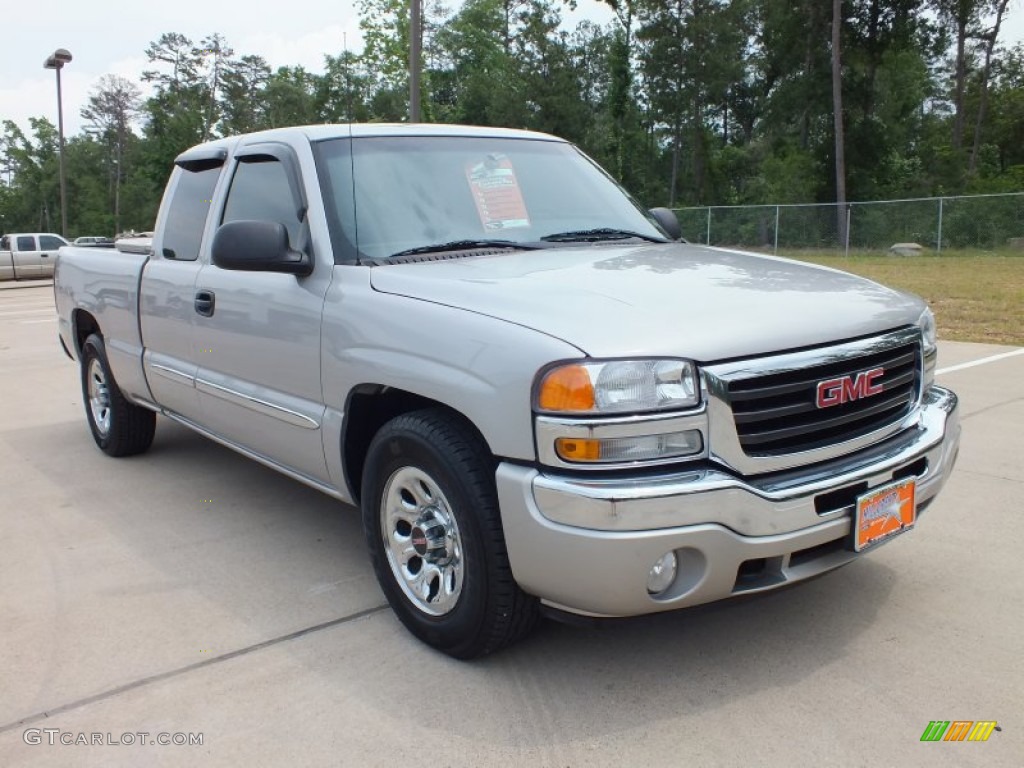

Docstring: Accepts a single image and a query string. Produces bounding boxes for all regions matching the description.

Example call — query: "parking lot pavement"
[0,279,54,293]
[1,284,1021,767]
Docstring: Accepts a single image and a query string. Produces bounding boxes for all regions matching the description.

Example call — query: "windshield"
[314,136,664,262]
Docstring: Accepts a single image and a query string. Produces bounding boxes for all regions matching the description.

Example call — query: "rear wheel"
[80,334,156,457]
[361,408,538,658]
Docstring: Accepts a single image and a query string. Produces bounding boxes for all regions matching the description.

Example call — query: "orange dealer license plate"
[852,477,917,552]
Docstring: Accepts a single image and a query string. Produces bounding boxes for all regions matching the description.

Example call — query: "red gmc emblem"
[816,367,885,408]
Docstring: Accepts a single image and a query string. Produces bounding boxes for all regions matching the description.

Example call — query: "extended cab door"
[0,236,13,280]
[37,234,67,277]
[13,235,40,278]
[192,142,331,483]
[140,149,226,419]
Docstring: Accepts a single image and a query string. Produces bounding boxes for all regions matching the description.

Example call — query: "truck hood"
[368,243,925,361]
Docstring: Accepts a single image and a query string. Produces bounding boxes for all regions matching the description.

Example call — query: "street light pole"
[409,0,421,122]
[44,48,72,239]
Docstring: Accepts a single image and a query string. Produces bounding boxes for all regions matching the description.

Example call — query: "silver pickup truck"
[55,124,961,658]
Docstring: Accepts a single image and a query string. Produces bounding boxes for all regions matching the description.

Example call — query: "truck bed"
[55,246,151,400]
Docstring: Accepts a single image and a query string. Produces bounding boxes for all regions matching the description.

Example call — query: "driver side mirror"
[211,220,312,276]
[650,207,682,241]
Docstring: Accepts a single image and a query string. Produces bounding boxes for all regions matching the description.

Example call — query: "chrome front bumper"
[497,386,960,618]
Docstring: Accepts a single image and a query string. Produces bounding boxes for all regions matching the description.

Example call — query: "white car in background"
[114,232,154,255]
[0,232,68,280]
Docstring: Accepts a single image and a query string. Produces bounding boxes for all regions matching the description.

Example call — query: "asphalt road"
[1,283,1021,767]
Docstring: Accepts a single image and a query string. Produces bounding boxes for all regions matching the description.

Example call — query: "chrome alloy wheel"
[380,466,464,616]
[87,357,112,437]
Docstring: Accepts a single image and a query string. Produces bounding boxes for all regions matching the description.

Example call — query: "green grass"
[771,249,1024,346]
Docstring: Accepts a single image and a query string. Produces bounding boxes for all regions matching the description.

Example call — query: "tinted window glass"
[39,235,66,250]
[221,158,301,246]
[0,236,9,250]
[16,236,36,251]
[161,164,222,261]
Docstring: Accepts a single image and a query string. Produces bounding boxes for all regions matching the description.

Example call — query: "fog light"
[647,551,678,595]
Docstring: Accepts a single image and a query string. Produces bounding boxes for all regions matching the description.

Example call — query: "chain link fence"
[674,192,1024,254]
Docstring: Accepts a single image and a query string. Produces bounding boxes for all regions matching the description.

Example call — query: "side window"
[0,236,9,250]
[221,158,301,247]
[39,235,65,250]
[312,139,357,263]
[17,236,36,251]
[161,163,223,261]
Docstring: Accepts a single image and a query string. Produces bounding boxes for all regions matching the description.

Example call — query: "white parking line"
[0,309,55,317]
[937,348,1024,375]
[19,318,57,324]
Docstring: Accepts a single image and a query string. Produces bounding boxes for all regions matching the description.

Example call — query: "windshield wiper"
[540,228,666,244]
[389,239,541,259]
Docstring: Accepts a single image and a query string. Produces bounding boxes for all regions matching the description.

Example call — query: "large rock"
[889,242,925,256]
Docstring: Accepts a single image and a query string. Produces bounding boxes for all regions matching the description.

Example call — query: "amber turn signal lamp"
[538,365,595,412]
[554,437,602,462]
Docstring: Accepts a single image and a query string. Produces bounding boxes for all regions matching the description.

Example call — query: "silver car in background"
[1,232,68,280]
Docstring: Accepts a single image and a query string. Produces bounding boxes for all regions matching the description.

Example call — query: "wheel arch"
[341,385,494,505]
[72,309,101,357]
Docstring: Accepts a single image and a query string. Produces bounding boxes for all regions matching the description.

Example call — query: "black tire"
[361,408,539,659]
[80,333,156,457]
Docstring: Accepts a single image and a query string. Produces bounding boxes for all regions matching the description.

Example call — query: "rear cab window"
[159,159,224,262]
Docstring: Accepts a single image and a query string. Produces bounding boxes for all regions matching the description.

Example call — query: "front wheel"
[80,334,156,457]
[361,409,538,658]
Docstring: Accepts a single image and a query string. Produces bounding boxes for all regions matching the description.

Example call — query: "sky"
[0,0,616,137]
[1,0,1023,138]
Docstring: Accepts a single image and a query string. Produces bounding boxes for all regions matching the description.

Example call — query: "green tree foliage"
[263,67,321,127]
[219,55,272,135]
[81,74,143,234]
[139,33,209,190]
[434,0,524,125]
[987,44,1024,175]
[1,120,58,233]
[3,0,1024,237]
[638,0,749,204]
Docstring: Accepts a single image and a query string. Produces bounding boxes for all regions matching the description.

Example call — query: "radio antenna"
[343,31,354,124]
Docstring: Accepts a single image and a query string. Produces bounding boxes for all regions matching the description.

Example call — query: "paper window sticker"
[465,154,531,231]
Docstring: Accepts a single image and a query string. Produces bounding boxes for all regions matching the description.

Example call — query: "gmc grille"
[728,341,920,456]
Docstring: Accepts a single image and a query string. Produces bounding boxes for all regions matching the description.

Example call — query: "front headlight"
[919,307,937,352]
[536,359,700,415]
